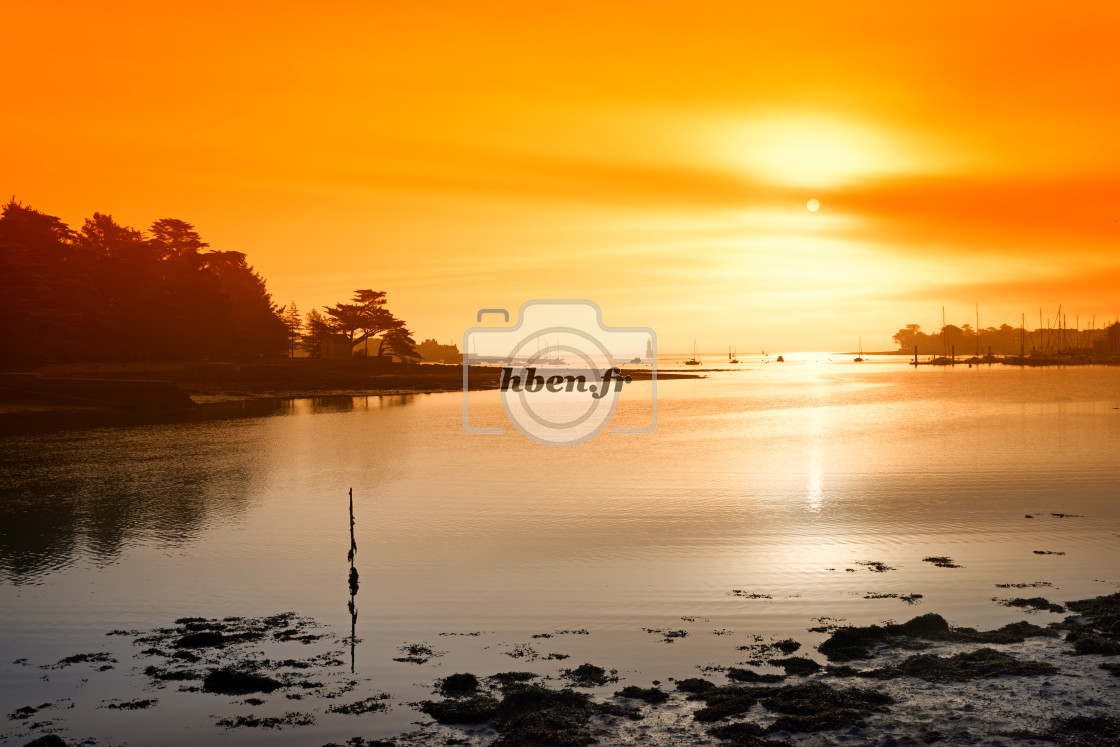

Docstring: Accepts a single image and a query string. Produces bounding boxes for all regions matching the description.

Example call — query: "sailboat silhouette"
[685,340,701,365]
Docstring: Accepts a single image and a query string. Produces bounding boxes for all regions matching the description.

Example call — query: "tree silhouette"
[281,301,303,357]
[324,289,413,359]
[0,198,288,364]
[301,309,330,358]
[379,324,419,361]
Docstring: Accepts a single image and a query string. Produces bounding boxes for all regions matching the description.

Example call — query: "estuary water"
[2,357,1119,744]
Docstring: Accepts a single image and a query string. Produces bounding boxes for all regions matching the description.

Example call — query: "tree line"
[893,321,1120,355]
[0,198,428,365]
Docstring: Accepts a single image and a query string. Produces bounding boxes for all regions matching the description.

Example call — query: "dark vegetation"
[0,200,287,363]
[0,198,423,367]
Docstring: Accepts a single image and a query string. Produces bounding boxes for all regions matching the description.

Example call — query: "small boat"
[854,336,864,362]
[728,346,739,364]
[685,340,701,365]
[776,355,785,362]
[628,356,642,364]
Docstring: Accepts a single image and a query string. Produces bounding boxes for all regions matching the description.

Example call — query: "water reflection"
[0,395,418,584]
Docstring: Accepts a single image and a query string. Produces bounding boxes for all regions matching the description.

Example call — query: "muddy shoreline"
[5,589,1117,746]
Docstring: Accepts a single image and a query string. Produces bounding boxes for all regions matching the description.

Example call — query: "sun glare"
[714,115,916,188]
[807,198,820,212]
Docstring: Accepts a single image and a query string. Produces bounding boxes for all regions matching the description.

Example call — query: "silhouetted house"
[320,334,405,362]
[355,336,410,363]
[322,334,355,360]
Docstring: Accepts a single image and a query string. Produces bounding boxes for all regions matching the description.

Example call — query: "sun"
[806,198,820,212]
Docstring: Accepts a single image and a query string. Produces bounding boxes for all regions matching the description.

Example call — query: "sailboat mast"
[975,303,980,357]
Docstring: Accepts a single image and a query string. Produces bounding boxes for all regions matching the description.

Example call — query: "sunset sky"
[5,2,1119,352]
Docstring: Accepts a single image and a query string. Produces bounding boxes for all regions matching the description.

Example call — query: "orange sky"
[5,1,1119,351]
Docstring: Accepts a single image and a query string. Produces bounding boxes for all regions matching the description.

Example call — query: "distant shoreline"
[0,360,704,416]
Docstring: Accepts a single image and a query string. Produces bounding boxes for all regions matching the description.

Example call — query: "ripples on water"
[1,360,1118,743]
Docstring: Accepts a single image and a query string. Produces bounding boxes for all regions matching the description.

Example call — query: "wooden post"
[347,487,359,673]
[913,345,918,364]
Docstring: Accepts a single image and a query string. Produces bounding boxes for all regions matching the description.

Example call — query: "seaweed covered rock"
[726,668,785,683]
[818,613,1056,661]
[422,681,639,745]
[1003,713,1120,746]
[438,672,481,697]
[770,657,821,676]
[22,736,68,747]
[708,721,792,746]
[685,679,893,729]
[560,663,618,687]
[892,648,1057,682]
[999,597,1066,613]
[615,685,669,704]
[770,707,863,733]
[202,666,284,695]
[419,694,500,724]
[1060,592,1120,656]
[693,687,759,722]
[675,677,717,694]
[756,681,893,716]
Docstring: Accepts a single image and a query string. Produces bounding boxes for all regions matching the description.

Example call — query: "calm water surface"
[2,357,1119,743]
